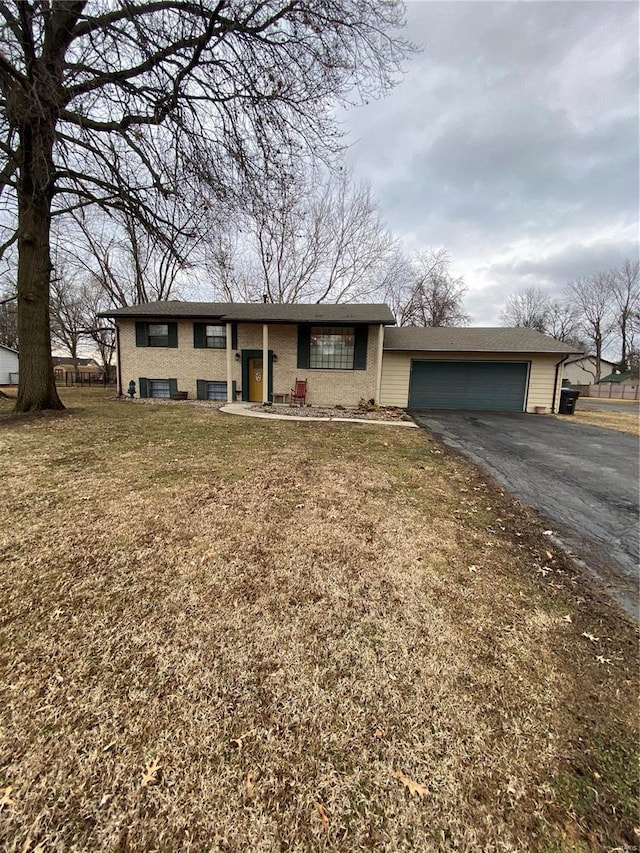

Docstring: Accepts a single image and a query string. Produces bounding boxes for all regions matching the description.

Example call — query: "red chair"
[290,379,307,406]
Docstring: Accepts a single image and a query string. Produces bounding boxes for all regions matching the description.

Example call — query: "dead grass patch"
[0,389,637,852]
[560,408,640,436]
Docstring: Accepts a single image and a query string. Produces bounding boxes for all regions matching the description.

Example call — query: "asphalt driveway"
[412,410,639,617]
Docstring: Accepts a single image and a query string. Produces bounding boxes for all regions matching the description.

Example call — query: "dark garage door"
[409,360,529,411]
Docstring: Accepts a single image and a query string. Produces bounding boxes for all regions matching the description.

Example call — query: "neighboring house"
[379,327,580,413]
[52,356,102,382]
[100,302,394,407]
[99,302,579,412]
[598,371,637,385]
[563,355,616,385]
[0,343,18,384]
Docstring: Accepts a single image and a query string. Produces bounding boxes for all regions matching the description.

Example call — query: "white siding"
[0,346,18,384]
[563,358,615,385]
[380,351,565,413]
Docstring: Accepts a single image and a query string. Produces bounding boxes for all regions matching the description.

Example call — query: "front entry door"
[248,358,264,402]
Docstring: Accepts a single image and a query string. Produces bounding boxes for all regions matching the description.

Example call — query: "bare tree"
[207,167,398,304]
[0,291,18,349]
[50,251,95,372]
[546,300,585,348]
[0,1,411,411]
[565,273,615,382]
[69,195,206,308]
[500,287,550,332]
[626,344,640,379]
[388,249,469,327]
[81,280,115,382]
[611,259,639,369]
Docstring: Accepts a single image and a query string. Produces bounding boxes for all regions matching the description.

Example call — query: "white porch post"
[375,323,385,405]
[226,321,233,402]
[262,323,269,403]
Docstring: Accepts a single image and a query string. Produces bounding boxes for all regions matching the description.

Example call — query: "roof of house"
[51,356,99,367]
[383,326,581,354]
[98,301,396,325]
[598,371,634,383]
[565,354,615,367]
[0,343,18,354]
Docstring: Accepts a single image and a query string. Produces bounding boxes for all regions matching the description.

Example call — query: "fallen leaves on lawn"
[231,728,257,749]
[392,770,428,799]
[20,839,44,853]
[140,758,161,789]
[245,773,255,799]
[314,802,329,829]
[0,787,15,809]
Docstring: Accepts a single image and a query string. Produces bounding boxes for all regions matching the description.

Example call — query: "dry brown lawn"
[566,407,640,437]
[0,389,637,852]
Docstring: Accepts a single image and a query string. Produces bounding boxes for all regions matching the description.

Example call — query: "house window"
[147,323,170,347]
[206,381,227,400]
[205,324,226,348]
[136,321,178,348]
[309,326,355,369]
[148,379,171,398]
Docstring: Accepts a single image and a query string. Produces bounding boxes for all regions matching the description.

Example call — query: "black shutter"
[354,326,368,370]
[167,323,178,348]
[135,322,147,347]
[139,377,148,398]
[193,323,206,348]
[196,379,206,400]
[297,325,310,369]
[169,378,178,396]
[231,323,238,350]
[231,380,237,401]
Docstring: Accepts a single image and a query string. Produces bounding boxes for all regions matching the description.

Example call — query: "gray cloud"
[343,1,639,323]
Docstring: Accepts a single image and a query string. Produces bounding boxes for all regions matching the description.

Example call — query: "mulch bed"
[251,403,413,421]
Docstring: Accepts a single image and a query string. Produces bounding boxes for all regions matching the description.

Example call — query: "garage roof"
[99,301,395,325]
[383,326,580,354]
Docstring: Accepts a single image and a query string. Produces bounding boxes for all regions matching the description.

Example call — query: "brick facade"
[117,319,381,406]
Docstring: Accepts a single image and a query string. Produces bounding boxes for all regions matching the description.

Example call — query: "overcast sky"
[340,0,639,325]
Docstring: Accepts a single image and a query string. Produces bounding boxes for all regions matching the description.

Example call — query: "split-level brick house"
[102,302,393,406]
[100,301,579,412]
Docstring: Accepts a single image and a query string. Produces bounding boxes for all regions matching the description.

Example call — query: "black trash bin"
[558,387,580,415]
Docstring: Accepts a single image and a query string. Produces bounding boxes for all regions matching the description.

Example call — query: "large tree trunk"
[14,120,63,412]
[594,329,603,384]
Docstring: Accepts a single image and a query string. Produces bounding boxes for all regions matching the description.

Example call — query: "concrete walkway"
[220,402,418,427]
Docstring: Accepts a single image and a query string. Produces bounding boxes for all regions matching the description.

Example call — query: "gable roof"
[0,343,18,354]
[599,371,634,383]
[565,354,615,367]
[98,301,396,325]
[51,356,99,367]
[383,326,581,354]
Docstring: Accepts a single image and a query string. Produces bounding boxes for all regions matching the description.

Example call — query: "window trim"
[147,323,170,347]
[139,377,177,398]
[205,324,226,349]
[205,380,227,400]
[135,321,178,348]
[309,325,356,370]
[297,324,368,371]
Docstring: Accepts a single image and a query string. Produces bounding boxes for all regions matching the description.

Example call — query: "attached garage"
[380,327,580,413]
[409,360,528,411]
